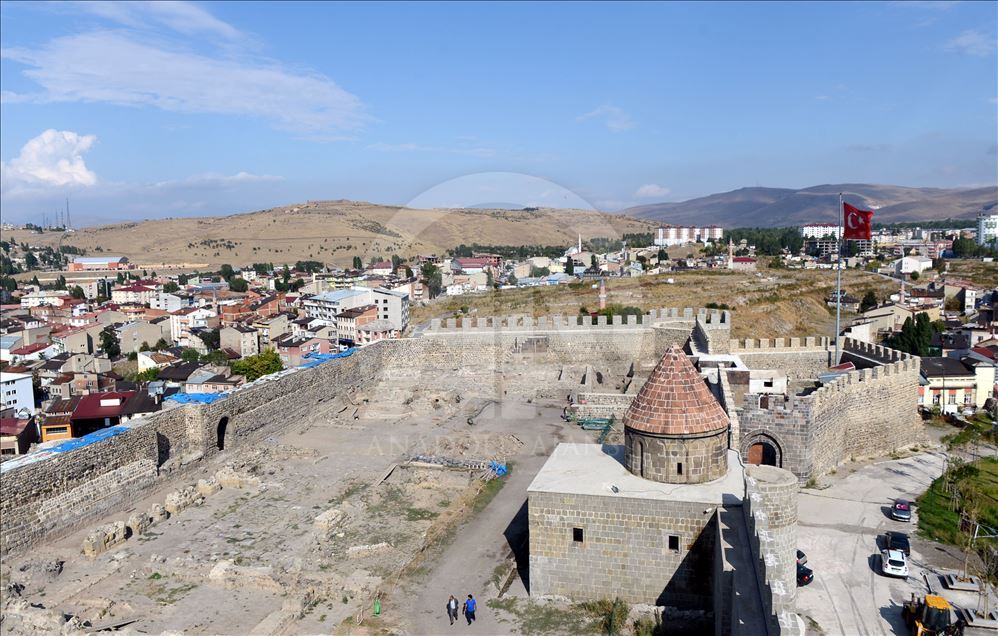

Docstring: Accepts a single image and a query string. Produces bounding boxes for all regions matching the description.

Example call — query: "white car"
[881,549,909,578]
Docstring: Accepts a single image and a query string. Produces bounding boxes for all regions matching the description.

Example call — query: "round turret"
[623,344,729,483]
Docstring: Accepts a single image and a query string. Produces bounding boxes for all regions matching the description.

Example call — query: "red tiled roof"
[113,285,157,293]
[732,257,757,263]
[0,417,31,437]
[71,391,136,420]
[10,342,49,355]
[622,344,729,436]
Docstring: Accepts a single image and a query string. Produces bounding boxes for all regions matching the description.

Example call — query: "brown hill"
[12,201,654,269]
[624,184,997,227]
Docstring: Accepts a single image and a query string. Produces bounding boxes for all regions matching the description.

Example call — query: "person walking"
[447,595,459,625]
[463,594,477,625]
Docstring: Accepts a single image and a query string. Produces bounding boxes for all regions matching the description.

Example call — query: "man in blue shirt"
[463,594,477,625]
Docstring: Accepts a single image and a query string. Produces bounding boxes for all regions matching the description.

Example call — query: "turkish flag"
[843,202,873,240]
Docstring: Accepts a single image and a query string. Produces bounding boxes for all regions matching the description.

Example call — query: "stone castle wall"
[743,465,801,635]
[1,308,721,555]
[528,490,717,609]
[730,337,836,381]
[737,338,922,482]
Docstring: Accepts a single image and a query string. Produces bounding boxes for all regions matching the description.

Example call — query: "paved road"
[795,452,947,636]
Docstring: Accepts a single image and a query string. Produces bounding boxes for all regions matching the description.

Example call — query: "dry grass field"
[5,201,654,270]
[412,266,900,339]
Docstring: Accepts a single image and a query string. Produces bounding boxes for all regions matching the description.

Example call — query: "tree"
[69,285,86,300]
[229,277,249,292]
[54,275,67,290]
[530,266,551,277]
[134,368,160,382]
[163,281,180,294]
[420,262,442,299]
[24,252,38,269]
[590,254,597,268]
[404,266,414,279]
[153,338,170,351]
[219,264,235,281]
[910,270,920,281]
[891,312,938,357]
[201,349,230,365]
[352,255,363,269]
[391,254,402,273]
[657,249,669,262]
[859,291,878,313]
[181,348,201,362]
[197,327,220,350]
[99,326,121,358]
[565,259,574,275]
[231,349,283,381]
[139,341,151,352]
[944,296,962,312]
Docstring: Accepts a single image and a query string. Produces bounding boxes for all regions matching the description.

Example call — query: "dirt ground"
[0,361,614,635]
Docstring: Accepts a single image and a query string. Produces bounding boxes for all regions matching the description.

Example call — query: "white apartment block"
[799,223,842,240]
[0,371,35,415]
[977,212,998,248]
[653,226,723,247]
[303,287,410,331]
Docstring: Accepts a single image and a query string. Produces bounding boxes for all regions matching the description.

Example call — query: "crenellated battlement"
[424,307,718,332]
[729,336,834,351]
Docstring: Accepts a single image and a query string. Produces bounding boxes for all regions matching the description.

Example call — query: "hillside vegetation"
[413,267,899,340]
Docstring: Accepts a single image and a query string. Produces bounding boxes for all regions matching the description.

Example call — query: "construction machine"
[902,594,963,636]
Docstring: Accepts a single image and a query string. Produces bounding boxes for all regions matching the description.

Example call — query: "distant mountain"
[623,184,998,228]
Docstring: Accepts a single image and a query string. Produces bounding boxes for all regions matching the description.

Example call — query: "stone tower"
[623,344,729,483]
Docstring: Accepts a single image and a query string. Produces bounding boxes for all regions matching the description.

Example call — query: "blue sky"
[1,1,995,225]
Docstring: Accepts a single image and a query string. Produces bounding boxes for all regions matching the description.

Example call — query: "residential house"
[893,256,933,276]
[372,287,410,331]
[220,324,259,358]
[252,313,290,351]
[335,304,378,344]
[357,319,401,345]
[184,367,245,394]
[39,396,80,442]
[367,260,394,276]
[19,290,71,308]
[70,391,136,437]
[111,284,159,305]
[275,334,333,367]
[302,288,374,326]
[158,361,205,389]
[919,357,997,413]
[150,292,192,312]
[8,342,57,364]
[0,413,37,457]
[117,321,168,353]
[169,306,217,347]
[137,351,180,372]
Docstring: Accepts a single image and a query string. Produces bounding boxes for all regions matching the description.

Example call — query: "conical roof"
[623,344,729,436]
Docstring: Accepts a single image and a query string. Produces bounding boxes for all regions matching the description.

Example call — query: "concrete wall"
[528,490,717,608]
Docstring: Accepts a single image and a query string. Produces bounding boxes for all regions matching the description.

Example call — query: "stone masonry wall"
[730,337,836,381]
[743,465,801,635]
[1,308,718,555]
[528,490,717,608]
[737,338,922,482]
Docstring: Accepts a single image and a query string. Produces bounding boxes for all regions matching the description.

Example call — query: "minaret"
[598,278,607,310]
[727,238,734,270]
[578,234,582,254]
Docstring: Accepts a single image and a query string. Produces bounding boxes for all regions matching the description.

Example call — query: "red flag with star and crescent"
[843,202,873,240]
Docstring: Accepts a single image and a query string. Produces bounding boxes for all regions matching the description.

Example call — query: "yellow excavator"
[902,594,963,636]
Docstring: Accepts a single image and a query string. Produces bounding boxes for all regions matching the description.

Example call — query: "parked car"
[892,499,912,522]
[881,549,909,578]
[884,531,910,556]
[797,563,814,586]
[796,549,807,566]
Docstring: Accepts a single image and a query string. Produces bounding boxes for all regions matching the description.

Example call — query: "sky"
[1,1,996,226]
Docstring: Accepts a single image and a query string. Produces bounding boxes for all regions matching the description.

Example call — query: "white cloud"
[77,1,242,40]
[1,129,98,193]
[634,184,670,198]
[944,30,997,56]
[2,31,368,134]
[149,171,283,189]
[576,105,635,133]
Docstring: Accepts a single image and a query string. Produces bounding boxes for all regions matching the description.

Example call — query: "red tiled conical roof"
[623,344,729,436]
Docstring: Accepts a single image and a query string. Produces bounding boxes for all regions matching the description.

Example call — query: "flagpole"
[834,192,843,364]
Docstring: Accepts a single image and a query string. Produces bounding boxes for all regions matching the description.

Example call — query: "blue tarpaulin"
[165,392,228,405]
[488,461,508,477]
[50,425,129,453]
[301,348,356,366]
